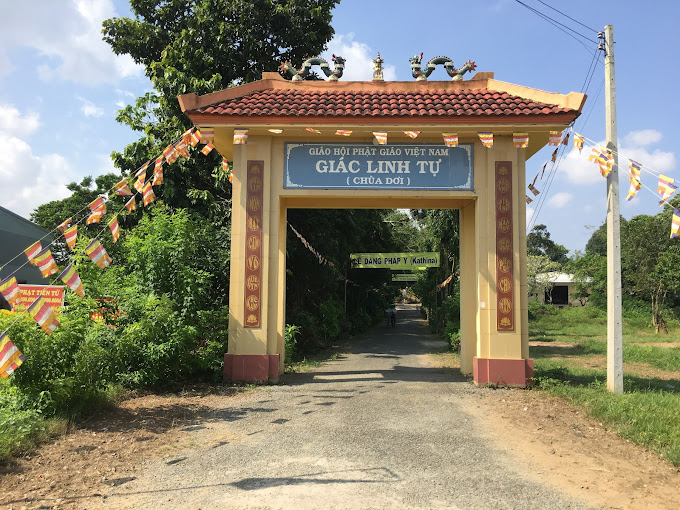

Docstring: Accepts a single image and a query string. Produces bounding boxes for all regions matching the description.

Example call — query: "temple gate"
[179,63,584,387]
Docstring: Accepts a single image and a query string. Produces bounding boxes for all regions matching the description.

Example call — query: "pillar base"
[473,357,534,388]
[223,354,280,383]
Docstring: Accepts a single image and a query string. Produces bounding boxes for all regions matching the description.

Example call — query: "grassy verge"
[284,351,341,374]
[529,304,680,466]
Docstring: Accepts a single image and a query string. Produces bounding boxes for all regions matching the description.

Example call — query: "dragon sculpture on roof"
[278,55,346,81]
[409,53,477,81]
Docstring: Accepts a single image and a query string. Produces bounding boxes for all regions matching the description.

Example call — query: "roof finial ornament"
[372,52,384,82]
[278,55,345,81]
[409,53,477,81]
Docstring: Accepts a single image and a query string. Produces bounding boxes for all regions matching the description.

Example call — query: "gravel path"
[108,304,593,509]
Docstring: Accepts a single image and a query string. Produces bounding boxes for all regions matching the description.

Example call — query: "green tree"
[527,224,569,264]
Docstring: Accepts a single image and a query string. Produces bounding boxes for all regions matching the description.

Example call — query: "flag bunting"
[64,225,78,250]
[658,174,677,205]
[59,264,85,298]
[335,130,352,136]
[142,181,156,206]
[57,218,72,232]
[24,241,42,265]
[234,129,249,144]
[85,239,111,269]
[125,196,136,212]
[549,131,562,146]
[478,132,493,148]
[34,248,59,278]
[672,209,680,239]
[442,133,458,147]
[87,205,106,225]
[201,142,215,155]
[527,183,540,196]
[108,216,120,243]
[525,195,533,204]
[627,160,642,201]
[113,179,133,196]
[135,161,149,179]
[306,127,321,134]
[199,129,214,143]
[573,133,585,153]
[588,145,614,178]
[403,131,420,139]
[89,197,105,212]
[373,132,387,145]
[513,132,529,149]
[0,276,21,310]
[1,333,26,379]
[27,296,59,335]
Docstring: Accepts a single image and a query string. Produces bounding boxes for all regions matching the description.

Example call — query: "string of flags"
[287,223,335,268]
[0,125,239,377]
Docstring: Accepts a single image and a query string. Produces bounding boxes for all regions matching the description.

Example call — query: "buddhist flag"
[549,131,562,146]
[175,138,190,158]
[125,196,136,212]
[672,209,680,239]
[588,146,613,178]
[154,155,163,172]
[551,148,558,163]
[134,176,145,193]
[57,217,72,232]
[142,182,156,206]
[573,133,585,153]
[373,132,387,145]
[0,276,21,310]
[59,264,85,298]
[335,130,352,136]
[561,132,570,146]
[541,162,547,179]
[152,165,163,186]
[163,144,177,165]
[199,129,214,143]
[442,133,458,147]
[190,128,201,147]
[108,216,120,243]
[24,241,42,265]
[135,161,149,180]
[478,132,493,148]
[87,205,106,225]
[64,225,78,250]
[627,160,642,201]
[201,142,215,155]
[181,127,194,145]
[28,296,59,335]
[114,179,133,196]
[89,196,105,212]
[306,127,321,134]
[85,239,111,268]
[525,195,533,204]
[229,169,234,183]
[222,157,230,173]
[527,183,540,196]
[268,129,283,134]
[403,131,420,139]
[34,248,59,278]
[513,132,529,149]
[234,129,249,144]
[658,174,677,205]
[1,333,26,379]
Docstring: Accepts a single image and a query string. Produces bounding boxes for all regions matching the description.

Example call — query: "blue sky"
[0,0,677,253]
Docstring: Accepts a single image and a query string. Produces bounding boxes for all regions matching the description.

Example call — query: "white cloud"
[77,96,105,117]
[547,192,573,208]
[322,34,397,82]
[0,0,142,84]
[0,103,40,137]
[0,137,76,218]
[558,130,675,185]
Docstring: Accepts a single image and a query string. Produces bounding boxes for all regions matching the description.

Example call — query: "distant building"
[0,205,52,300]
[531,272,590,307]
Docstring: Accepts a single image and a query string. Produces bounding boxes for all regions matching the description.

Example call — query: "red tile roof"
[196,88,572,119]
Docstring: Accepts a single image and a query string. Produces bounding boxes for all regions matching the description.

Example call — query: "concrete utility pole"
[603,25,623,393]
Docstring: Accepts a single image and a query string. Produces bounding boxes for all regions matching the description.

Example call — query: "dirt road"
[3,304,679,509]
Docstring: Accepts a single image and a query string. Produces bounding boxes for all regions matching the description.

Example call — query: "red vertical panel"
[244,161,264,328]
[495,161,514,331]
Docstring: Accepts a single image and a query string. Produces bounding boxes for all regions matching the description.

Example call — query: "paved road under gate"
[113,304,592,509]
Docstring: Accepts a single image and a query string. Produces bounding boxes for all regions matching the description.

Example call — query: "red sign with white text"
[15,285,64,313]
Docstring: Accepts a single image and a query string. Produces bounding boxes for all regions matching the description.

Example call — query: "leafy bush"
[284,324,300,363]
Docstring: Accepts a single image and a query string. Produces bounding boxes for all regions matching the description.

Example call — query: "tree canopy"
[527,224,569,264]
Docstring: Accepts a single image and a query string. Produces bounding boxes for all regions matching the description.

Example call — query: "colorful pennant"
[89,197,105,212]
[59,264,85,298]
[24,241,42,265]
[306,128,321,134]
[87,205,106,225]
[573,133,585,153]
[154,156,163,173]
[403,131,420,139]
[108,216,120,243]
[335,130,352,136]
[672,209,680,239]
[268,129,283,134]
[175,138,190,158]
[525,195,533,204]
[549,131,562,146]
[373,132,387,145]
[152,165,164,186]
[551,148,558,163]
[561,133,570,146]
[142,182,156,206]
[163,144,178,165]
[478,132,493,148]
[588,145,614,178]
[442,133,459,147]
[234,129,249,144]
[199,129,214,143]
[57,217,72,232]
[64,225,78,251]
[541,163,547,179]
[201,142,215,155]
[222,158,230,174]
[527,183,540,196]
[0,333,26,379]
[113,179,133,196]
[85,239,111,269]
[627,160,642,201]
[33,248,59,278]
[125,196,136,212]
[134,176,145,193]
[27,296,59,335]
[135,161,149,180]
[513,132,529,149]
[190,129,201,147]
[658,175,677,205]
[0,276,21,310]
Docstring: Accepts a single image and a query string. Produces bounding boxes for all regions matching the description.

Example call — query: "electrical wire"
[532,0,599,33]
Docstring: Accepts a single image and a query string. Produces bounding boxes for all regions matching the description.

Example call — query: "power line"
[532,0,599,33]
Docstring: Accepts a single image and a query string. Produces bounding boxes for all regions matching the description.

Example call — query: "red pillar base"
[473,357,534,388]
[223,354,280,383]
